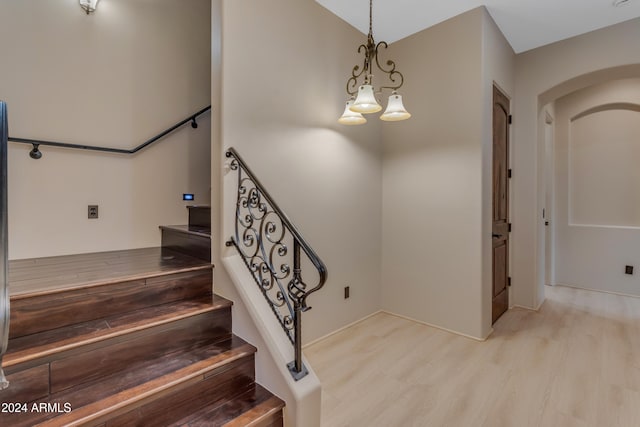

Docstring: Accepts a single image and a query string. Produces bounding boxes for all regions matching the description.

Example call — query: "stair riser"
[10,269,212,339]
[0,364,49,404]
[188,206,211,229]
[261,413,285,427]
[161,228,211,261]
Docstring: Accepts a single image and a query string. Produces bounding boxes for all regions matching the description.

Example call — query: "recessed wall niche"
[569,105,640,227]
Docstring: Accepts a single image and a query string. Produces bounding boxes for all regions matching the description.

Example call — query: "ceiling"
[315,0,640,53]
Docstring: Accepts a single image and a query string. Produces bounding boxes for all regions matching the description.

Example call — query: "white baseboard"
[553,282,640,299]
[303,310,383,349]
[380,310,490,342]
[305,309,506,348]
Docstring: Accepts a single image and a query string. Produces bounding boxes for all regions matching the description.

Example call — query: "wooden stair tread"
[171,383,285,427]
[4,295,232,368]
[160,224,212,237]
[220,385,285,427]
[1,337,256,427]
[9,247,212,298]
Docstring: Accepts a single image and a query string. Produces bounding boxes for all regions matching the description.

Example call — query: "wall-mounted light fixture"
[79,0,100,15]
[29,144,42,160]
[338,0,411,125]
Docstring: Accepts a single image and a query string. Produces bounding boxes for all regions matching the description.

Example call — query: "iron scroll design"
[225,147,327,381]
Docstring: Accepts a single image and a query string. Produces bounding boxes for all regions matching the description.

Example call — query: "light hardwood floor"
[304,285,640,427]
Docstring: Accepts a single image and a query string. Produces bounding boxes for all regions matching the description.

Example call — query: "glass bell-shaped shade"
[79,0,100,14]
[351,85,382,114]
[338,99,367,125]
[380,92,411,121]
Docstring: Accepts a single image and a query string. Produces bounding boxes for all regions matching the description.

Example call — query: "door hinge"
[508,223,512,232]
[508,169,512,178]
[508,277,512,287]
[508,115,513,125]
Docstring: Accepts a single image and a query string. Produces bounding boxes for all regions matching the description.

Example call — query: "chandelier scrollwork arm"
[343,24,406,95]
[346,42,372,96]
[375,41,404,92]
[338,0,411,123]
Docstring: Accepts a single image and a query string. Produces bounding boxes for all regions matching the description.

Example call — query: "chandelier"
[338,0,411,125]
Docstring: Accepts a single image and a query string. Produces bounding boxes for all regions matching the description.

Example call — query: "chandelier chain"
[369,0,373,35]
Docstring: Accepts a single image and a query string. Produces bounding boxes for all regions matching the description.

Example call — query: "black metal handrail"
[0,101,10,390]
[225,147,327,381]
[8,106,211,158]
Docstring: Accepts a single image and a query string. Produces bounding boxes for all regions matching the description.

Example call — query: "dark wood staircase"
[0,209,285,426]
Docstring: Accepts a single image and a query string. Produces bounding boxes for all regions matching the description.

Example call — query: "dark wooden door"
[492,86,510,324]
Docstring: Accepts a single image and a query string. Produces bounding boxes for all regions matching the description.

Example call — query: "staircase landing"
[9,247,210,297]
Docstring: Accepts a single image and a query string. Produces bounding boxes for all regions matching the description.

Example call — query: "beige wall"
[1,0,211,259]
[217,0,383,345]
[210,3,312,426]
[554,78,640,295]
[381,8,513,339]
[513,18,640,309]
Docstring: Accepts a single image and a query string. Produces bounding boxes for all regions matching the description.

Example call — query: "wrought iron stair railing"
[225,147,327,381]
[0,101,9,389]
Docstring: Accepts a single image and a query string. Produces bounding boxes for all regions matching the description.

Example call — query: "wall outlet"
[625,265,633,275]
[88,205,99,219]
[344,286,350,299]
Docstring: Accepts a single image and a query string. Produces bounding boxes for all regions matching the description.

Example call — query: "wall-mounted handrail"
[8,105,211,158]
[225,147,327,381]
[0,101,10,390]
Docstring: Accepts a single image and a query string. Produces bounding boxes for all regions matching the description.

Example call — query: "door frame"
[543,110,555,287]
[491,84,512,324]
